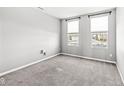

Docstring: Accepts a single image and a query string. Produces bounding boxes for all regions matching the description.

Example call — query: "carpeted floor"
[0,54,123,86]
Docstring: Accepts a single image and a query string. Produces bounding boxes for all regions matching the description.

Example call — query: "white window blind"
[67,20,79,46]
[91,16,108,32]
[90,15,108,48]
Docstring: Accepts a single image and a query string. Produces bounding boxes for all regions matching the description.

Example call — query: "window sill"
[67,45,79,47]
[91,46,108,49]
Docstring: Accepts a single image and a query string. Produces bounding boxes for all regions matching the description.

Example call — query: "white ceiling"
[40,7,115,19]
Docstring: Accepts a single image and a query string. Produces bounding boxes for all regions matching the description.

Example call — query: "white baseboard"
[0,53,60,77]
[60,53,116,64]
[116,63,124,84]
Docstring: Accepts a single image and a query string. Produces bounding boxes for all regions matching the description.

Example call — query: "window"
[90,15,108,48]
[67,20,79,46]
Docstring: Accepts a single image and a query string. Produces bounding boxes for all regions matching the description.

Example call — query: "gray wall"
[0,8,60,73]
[61,9,116,61]
[116,7,124,80]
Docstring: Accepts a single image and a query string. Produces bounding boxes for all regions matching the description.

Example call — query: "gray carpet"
[0,54,123,86]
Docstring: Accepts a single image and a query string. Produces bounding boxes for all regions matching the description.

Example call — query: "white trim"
[0,53,60,77]
[116,63,124,84]
[60,53,116,64]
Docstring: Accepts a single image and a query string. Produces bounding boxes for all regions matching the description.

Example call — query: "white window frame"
[66,19,80,46]
[90,14,109,48]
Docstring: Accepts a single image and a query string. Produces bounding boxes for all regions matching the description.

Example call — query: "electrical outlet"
[43,50,46,55]
[109,54,113,57]
[40,50,44,54]
[40,50,46,55]
[43,52,46,55]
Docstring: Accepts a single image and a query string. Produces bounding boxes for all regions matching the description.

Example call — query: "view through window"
[67,20,79,46]
[90,15,108,48]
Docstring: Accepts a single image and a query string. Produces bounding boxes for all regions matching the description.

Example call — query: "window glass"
[67,20,79,46]
[90,15,108,48]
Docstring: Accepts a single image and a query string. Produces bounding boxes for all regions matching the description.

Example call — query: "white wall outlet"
[40,50,46,55]
[43,50,46,55]
[109,54,113,57]
[40,50,44,54]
